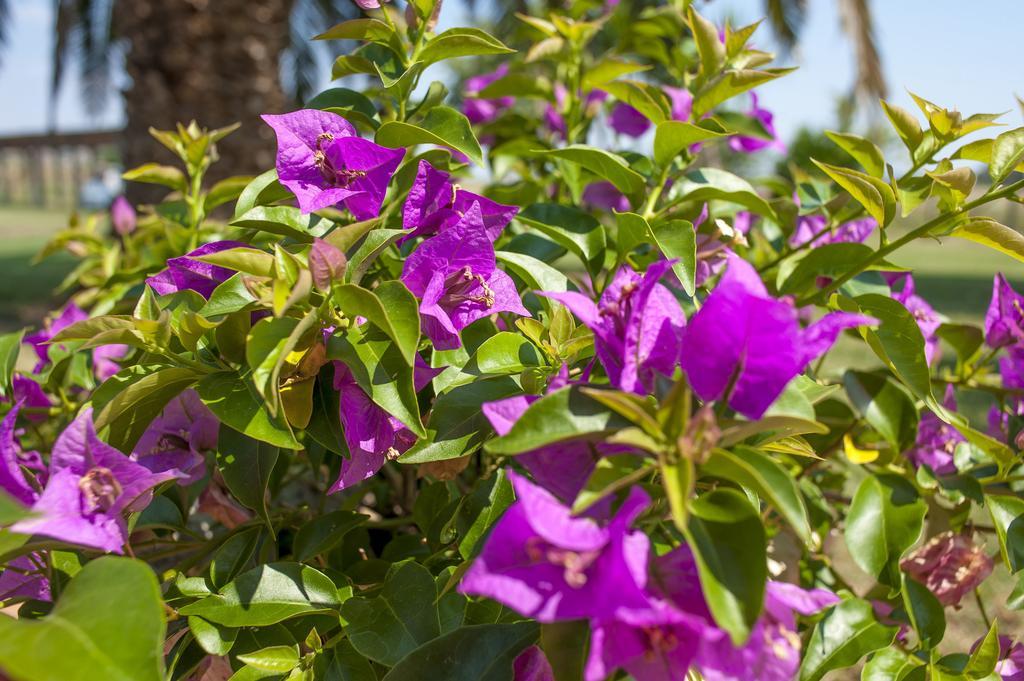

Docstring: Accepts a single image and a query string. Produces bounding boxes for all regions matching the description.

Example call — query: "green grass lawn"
[0,207,77,332]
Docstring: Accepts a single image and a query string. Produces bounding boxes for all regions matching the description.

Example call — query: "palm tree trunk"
[116,0,296,196]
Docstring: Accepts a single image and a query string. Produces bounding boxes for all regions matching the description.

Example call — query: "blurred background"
[0,0,1022,331]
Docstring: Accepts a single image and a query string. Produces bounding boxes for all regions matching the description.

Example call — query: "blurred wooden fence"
[0,129,122,209]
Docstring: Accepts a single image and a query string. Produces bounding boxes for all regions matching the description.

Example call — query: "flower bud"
[308,238,347,292]
[111,196,137,236]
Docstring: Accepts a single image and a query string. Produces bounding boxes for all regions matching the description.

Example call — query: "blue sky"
[0,1,1021,140]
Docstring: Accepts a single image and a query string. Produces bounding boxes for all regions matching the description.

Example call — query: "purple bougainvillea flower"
[609,103,652,137]
[263,109,404,216]
[11,408,183,553]
[729,93,785,154]
[995,637,1024,681]
[513,647,555,681]
[0,404,42,506]
[904,385,963,475]
[147,240,245,299]
[582,181,631,213]
[887,273,941,364]
[900,531,993,607]
[6,375,51,423]
[990,347,1024,441]
[696,582,839,681]
[0,554,51,602]
[25,302,88,368]
[401,160,518,243]
[133,390,217,485]
[682,254,876,419]
[665,86,693,121]
[541,261,686,394]
[330,356,441,492]
[546,85,608,139]
[353,0,381,9]
[401,202,530,350]
[92,344,130,382]
[587,601,705,681]
[459,470,651,622]
[463,65,514,125]
[110,196,136,236]
[985,273,1024,348]
[789,216,877,248]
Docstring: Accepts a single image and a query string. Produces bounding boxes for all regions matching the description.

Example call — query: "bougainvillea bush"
[2,1,1024,679]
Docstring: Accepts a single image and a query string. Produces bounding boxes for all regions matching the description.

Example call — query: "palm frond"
[837,0,886,102]
[762,0,807,51]
[0,0,10,66]
[285,0,357,104]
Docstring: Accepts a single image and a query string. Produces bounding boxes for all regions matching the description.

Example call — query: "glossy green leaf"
[813,160,896,227]
[990,127,1024,183]
[123,163,187,192]
[236,645,299,673]
[188,616,237,656]
[0,329,23,394]
[845,474,926,586]
[516,203,606,279]
[536,146,644,196]
[333,282,420,366]
[668,167,776,218]
[342,560,466,666]
[799,598,897,681]
[486,386,630,455]
[901,576,945,649]
[231,206,319,242]
[701,446,813,546]
[179,562,345,627]
[93,365,203,452]
[233,169,291,219]
[843,371,919,451]
[854,293,933,400]
[986,493,1024,574]
[196,372,299,449]
[0,557,166,681]
[376,106,482,165]
[684,488,767,645]
[572,455,652,515]
[881,100,924,152]
[692,68,795,118]
[216,424,280,531]
[293,510,368,562]
[951,218,1024,264]
[861,647,924,681]
[653,119,728,167]
[825,130,885,177]
[382,622,538,681]
[496,251,569,296]
[650,218,697,296]
[601,80,671,125]
[965,621,1000,678]
[418,28,514,66]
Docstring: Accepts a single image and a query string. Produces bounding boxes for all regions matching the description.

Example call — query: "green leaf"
[650,219,698,296]
[861,647,924,681]
[188,616,238,656]
[196,372,299,449]
[986,493,1024,574]
[342,560,465,666]
[93,366,203,452]
[0,557,165,681]
[246,316,305,416]
[582,58,650,88]
[382,623,538,681]
[692,68,795,118]
[495,251,569,297]
[668,167,777,219]
[210,526,262,589]
[688,6,726,77]
[601,80,671,125]
[951,218,1024,264]
[0,329,24,394]
[201,274,259,318]
[332,282,420,366]
[779,244,901,297]
[293,510,368,562]
[516,203,606,278]
[798,598,897,681]
[653,119,728,167]
[572,455,652,515]
[417,28,514,67]
[123,163,187,192]
[845,474,926,586]
[901,576,945,649]
[195,247,275,278]
[457,469,515,559]
[990,127,1024,183]
[401,377,521,463]
[486,386,630,455]
[376,106,482,165]
[327,325,424,437]
[813,160,896,227]
[881,100,924,152]
[306,87,380,131]
[825,130,885,177]
[324,640,377,681]
[540,621,589,681]
[216,424,280,531]
[684,488,766,645]
[231,206,319,242]
[854,293,933,400]
[536,145,645,196]
[843,371,919,451]
[965,621,1000,678]
[236,645,300,674]
[179,562,345,627]
[233,169,291,219]
[701,446,813,546]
